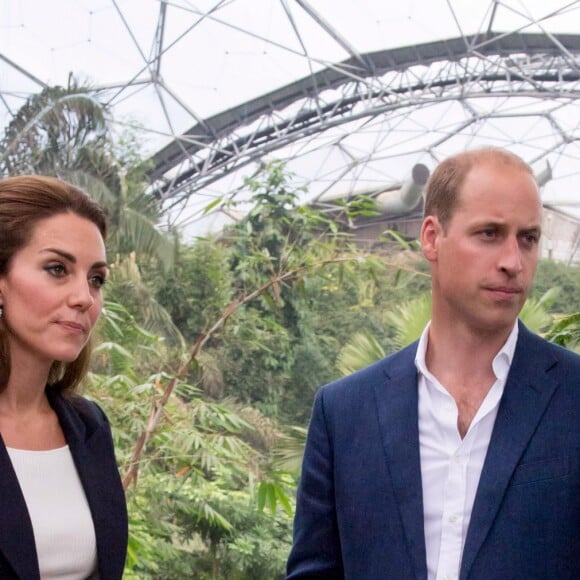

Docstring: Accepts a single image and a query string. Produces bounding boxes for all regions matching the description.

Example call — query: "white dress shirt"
[415,322,518,580]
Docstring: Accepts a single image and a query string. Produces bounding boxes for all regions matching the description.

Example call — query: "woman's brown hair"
[0,175,108,395]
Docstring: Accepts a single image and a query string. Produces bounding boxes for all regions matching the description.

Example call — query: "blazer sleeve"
[287,387,344,579]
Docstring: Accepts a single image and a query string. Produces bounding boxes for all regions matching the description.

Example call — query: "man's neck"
[426,317,514,379]
[424,318,515,437]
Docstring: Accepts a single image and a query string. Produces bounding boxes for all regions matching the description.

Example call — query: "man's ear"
[420,215,442,262]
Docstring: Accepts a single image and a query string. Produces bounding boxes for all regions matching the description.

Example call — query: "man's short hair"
[424,147,534,227]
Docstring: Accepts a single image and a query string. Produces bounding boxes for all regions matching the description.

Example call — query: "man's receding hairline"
[455,151,536,199]
[465,151,532,172]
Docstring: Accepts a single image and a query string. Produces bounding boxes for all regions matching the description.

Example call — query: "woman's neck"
[1,354,52,414]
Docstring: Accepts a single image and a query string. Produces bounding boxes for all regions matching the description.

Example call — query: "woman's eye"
[89,274,107,289]
[45,263,66,277]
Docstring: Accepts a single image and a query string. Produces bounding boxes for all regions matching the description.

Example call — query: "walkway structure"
[148,30,580,211]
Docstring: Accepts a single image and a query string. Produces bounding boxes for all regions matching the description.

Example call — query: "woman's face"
[0,212,107,370]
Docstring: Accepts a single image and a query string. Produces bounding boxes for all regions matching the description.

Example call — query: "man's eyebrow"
[473,222,542,231]
[470,221,506,230]
[520,225,542,235]
[41,248,108,269]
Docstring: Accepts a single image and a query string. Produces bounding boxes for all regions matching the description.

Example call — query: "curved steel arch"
[147,31,580,203]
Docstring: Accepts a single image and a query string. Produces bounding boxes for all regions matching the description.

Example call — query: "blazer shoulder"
[69,396,110,426]
[518,322,580,369]
[543,339,580,368]
[318,340,419,402]
[47,391,111,440]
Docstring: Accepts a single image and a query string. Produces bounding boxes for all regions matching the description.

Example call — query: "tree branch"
[122,254,421,489]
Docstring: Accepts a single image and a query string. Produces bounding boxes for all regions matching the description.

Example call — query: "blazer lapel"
[0,438,40,579]
[460,326,560,580]
[374,344,428,580]
[50,394,127,580]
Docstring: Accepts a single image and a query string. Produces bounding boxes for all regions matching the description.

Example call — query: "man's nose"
[498,236,523,275]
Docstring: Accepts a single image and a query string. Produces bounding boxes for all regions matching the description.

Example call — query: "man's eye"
[480,229,496,238]
[45,264,66,277]
[522,233,539,245]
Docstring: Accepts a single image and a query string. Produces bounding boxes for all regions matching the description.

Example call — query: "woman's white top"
[6,445,98,580]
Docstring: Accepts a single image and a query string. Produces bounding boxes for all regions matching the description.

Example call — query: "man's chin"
[469,310,520,336]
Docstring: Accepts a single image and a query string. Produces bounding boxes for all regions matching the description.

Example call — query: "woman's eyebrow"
[41,247,76,262]
[41,247,108,269]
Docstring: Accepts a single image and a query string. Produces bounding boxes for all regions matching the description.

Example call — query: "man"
[287,148,580,579]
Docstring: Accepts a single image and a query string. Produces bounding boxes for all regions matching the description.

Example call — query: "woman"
[0,176,128,579]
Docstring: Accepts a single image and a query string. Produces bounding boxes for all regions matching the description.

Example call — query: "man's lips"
[483,286,523,299]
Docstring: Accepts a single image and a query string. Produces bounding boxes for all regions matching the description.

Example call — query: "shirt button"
[453,454,462,464]
[448,514,459,523]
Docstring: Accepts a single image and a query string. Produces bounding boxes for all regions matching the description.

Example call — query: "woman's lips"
[56,321,87,333]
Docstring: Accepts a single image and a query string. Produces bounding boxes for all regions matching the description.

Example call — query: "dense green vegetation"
[2,82,579,578]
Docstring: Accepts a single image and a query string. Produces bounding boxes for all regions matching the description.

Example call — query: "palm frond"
[545,311,580,348]
[519,293,554,334]
[385,293,432,349]
[336,331,386,376]
[117,207,175,270]
[1,92,106,165]
[273,426,307,473]
[56,168,118,209]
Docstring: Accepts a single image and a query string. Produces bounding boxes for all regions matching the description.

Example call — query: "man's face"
[421,162,542,336]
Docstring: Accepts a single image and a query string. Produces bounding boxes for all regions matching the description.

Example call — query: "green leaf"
[203,197,223,214]
[275,484,293,515]
[257,482,268,512]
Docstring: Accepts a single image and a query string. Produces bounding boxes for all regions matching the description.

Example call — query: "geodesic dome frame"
[2,1,580,232]
[147,31,580,207]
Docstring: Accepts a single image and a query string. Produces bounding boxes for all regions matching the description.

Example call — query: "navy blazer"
[287,323,580,579]
[0,392,128,579]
